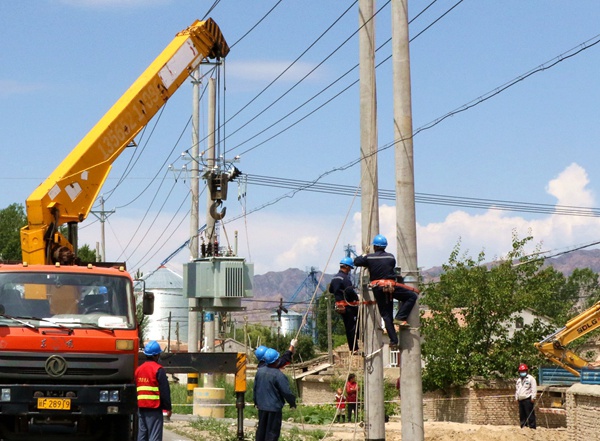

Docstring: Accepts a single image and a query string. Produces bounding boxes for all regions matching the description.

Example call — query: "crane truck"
[0,19,229,441]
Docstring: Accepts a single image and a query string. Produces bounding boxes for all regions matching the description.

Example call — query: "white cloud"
[546,163,593,206]
[79,163,600,276]
[350,163,600,270]
[0,80,43,98]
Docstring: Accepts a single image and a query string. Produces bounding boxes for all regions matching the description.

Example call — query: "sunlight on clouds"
[546,163,594,207]
[80,163,600,275]
[275,236,319,270]
[352,163,600,270]
[417,162,600,268]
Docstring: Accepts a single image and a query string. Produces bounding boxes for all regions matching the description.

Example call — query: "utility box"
[184,257,253,311]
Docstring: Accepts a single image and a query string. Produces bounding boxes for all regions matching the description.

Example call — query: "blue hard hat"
[373,234,388,248]
[99,286,108,294]
[143,340,162,356]
[255,345,268,361]
[340,257,354,268]
[264,348,280,365]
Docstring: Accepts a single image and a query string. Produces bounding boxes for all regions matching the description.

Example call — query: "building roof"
[141,266,183,290]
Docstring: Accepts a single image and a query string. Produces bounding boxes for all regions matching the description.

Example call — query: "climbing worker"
[329,256,360,352]
[135,340,172,441]
[515,363,537,429]
[353,234,418,350]
[254,348,297,441]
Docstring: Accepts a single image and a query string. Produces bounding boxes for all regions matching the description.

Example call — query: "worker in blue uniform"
[254,348,297,441]
[329,257,360,352]
[354,234,417,349]
[256,339,297,369]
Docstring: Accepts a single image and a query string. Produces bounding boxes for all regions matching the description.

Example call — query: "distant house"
[216,338,248,354]
[421,307,550,335]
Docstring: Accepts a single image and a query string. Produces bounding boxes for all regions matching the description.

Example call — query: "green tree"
[77,244,97,262]
[244,323,315,362]
[0,203,27,261]
[420,233,555,393]
[315,291,346,351]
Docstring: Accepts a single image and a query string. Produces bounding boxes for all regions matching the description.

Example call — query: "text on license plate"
[37,397,71,410]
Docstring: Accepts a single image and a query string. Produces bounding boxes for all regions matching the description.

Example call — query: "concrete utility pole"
[188,68,201,352]
[90,195,114,261]
[391,1,424,440]
[204,78,217,388]
[359,0,385,439]
[327,293,333,364]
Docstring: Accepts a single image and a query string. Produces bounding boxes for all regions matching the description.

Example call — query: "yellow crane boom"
[535,301,600,376]
[21,19,229,265]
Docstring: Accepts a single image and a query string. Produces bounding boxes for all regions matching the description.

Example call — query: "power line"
[245,174,600,218]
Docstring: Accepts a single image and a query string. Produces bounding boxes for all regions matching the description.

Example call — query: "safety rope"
[284,185,361,439]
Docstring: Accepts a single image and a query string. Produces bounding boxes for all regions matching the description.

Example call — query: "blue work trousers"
[374,286,417,345]
[138,408,164,441]
[256,409,283,441]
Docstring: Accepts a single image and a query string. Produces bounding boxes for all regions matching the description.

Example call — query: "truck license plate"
[37,397,71,410]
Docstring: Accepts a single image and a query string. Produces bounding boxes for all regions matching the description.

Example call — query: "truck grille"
[0,352,135,383]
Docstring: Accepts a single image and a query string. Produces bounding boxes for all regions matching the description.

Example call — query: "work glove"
[290,338,298,348]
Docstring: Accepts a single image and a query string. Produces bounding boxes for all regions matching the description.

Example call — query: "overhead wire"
[222,0,362,140]
[103,1,453,269]
[245,174,600,218]
[228,0,462,156]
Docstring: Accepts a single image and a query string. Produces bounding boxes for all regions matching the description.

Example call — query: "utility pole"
[186,67,201,396]
[359,0,385,439]
[90,195,114,261]
[188,67,201,353]
[204,77,217,388]
[392,1,424,440]
[327,293,333,364]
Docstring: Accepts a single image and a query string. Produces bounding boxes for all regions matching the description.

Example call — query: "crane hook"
[210,200,227,220]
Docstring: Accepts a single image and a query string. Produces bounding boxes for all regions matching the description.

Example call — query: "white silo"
[137,266,189,343]
[270,310,303,337]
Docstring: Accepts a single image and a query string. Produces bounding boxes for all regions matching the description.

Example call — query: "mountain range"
[250,249,600,311]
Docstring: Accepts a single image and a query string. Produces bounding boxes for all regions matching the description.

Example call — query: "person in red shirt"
[135,341,172,441]
[334,388,346,423]
[345,373,359,423]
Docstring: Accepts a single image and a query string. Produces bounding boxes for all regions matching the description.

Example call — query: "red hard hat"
[518,363,528,372]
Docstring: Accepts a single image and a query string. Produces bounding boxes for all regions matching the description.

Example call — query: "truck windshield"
[0,272,135,330]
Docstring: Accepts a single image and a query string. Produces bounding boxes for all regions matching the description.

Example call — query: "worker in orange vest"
[135,341,172,441]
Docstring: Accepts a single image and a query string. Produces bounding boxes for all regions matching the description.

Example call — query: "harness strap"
[369,279,420,294]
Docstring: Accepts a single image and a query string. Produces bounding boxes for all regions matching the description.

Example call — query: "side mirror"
[143,291,155,315]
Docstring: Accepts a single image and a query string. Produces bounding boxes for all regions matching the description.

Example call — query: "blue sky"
[2,0,600,276]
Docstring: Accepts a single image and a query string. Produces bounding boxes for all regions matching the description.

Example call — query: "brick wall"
[566,383,600,438]
[293,373,566,428]
[422,380,565,428]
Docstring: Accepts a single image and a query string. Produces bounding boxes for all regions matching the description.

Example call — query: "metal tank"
[137,266,189,343]
[270,310,303,336]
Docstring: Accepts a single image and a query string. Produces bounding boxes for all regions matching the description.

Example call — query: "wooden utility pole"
[391,0,424,440]
[359,0,385,439]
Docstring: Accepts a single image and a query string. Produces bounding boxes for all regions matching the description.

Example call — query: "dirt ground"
[165,418,569,441]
